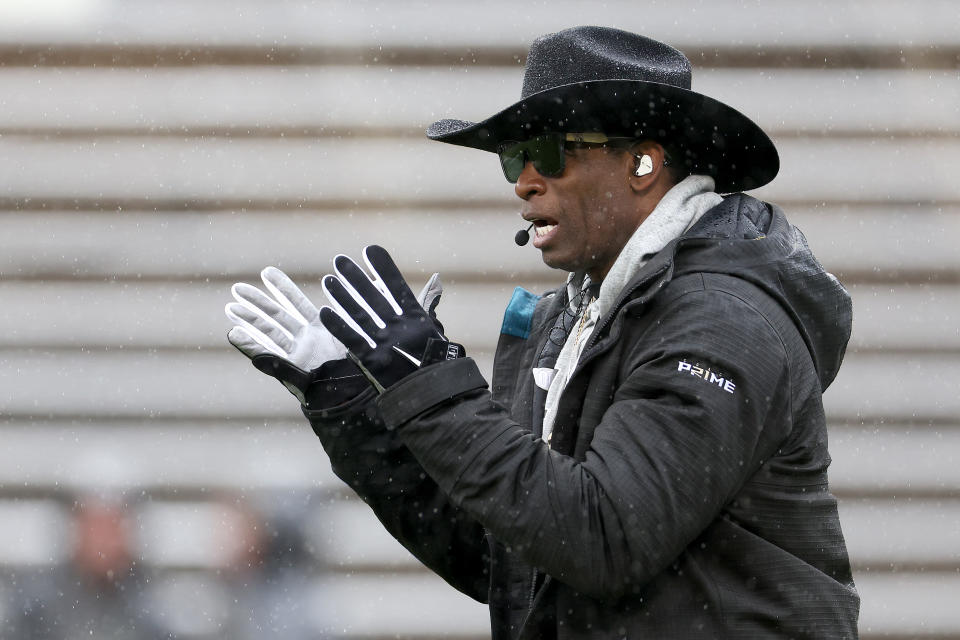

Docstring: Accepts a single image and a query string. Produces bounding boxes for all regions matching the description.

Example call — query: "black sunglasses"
[497,132,636,183]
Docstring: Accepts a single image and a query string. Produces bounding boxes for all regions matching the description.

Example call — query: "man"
[226,26,860,638]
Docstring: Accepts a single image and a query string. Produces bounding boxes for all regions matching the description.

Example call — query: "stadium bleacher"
[1,1,958,637]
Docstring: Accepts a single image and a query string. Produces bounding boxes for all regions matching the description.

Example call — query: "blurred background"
[0,0,958,637]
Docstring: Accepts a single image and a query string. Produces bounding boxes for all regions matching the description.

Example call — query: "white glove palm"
[226,266,346,371]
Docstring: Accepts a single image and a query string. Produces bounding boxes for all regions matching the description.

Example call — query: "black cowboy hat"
[426,26,778,193]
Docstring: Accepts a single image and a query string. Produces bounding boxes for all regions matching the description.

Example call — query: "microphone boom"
[515,222,535,247]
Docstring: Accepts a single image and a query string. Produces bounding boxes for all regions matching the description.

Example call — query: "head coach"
[226,26,860,639]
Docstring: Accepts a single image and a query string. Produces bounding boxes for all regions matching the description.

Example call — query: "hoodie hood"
[671,194,852,391]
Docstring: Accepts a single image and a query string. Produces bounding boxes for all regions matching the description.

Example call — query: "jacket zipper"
[582,234,718,356]
[527,567,538,612]
[523,263,672,617]
[582,260,672,357]
[520,241,703,626]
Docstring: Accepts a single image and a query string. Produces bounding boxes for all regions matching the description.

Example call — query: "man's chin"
[539,251,577,273]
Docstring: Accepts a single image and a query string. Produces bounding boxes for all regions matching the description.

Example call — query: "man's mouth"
[528,219,558,248]
[535,223,556,238]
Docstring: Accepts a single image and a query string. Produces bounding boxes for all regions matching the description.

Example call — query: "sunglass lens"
[498,142,526,183]
[498,135,565,183]
[530,136,565,178]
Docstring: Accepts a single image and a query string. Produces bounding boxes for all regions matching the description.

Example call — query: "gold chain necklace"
[573,296,595,348]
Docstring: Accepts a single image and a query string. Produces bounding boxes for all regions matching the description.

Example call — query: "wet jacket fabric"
[304,193,860,638]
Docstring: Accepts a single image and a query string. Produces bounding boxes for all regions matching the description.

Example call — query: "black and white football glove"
[225,257,446,403]
[319,245,464,393]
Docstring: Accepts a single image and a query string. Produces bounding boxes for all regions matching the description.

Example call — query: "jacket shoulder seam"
[682,274,795,423]
[673,275,792,369]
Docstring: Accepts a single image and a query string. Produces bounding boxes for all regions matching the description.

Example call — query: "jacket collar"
[580,193,769,359]
[596,175,721,319]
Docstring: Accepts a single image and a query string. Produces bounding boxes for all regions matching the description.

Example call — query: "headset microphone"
[515,222,535,247]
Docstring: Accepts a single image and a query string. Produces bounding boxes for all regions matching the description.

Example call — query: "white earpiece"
[634,154,654,177]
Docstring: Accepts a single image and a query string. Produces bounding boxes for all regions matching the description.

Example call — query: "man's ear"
[627,141,669,192]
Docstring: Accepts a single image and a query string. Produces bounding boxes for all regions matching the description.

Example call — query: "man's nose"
[514,161,546,200]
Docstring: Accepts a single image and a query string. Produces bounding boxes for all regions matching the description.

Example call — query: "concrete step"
[0,349,955,422]
[1,67,955,137]
[2,135,959,206]
[856,571,960,637]
[0,279,955,352]
[1,205,956,281]
[840,497,960,569]
[0,422,333,492]
[0,419,956,497]
[1,0,956,56]
[829,424,960,498]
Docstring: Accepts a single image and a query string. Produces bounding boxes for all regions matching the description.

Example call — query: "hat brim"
[427,79,778,193]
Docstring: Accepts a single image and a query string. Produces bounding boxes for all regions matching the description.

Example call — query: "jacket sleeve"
[377,288,793,601]
[303,387,490,602]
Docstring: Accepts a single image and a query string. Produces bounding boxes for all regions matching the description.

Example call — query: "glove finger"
[359,247,404,315]
[260,266,319,324]
[227,325,284,360]
[416,272,443,316]
[321,275,378,347]
[226,300,296,353]
[334,253,397,323]
[319,306,374,355]
[363,245,418,314]
[231,282,304,336]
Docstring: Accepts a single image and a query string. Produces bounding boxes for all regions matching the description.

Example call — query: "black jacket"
[305,194,860,638]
